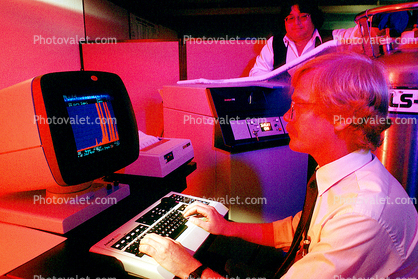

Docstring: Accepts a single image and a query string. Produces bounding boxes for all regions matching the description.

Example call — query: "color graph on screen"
[65,94,120,157]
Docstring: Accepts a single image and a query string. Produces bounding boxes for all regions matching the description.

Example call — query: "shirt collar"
[316,150,374,196]
[283,29,322,47]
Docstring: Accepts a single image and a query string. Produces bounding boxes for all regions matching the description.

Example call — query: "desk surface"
[5,162,196,279]
[0,223,66,276]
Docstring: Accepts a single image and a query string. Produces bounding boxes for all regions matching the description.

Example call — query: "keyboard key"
[129,210,189,257]
[110,196,208,261]
[111,224,147,250]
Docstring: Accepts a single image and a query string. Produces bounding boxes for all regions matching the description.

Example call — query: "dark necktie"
[273,172,318,278]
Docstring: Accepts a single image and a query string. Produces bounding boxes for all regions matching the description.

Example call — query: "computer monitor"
[0,71,139,233]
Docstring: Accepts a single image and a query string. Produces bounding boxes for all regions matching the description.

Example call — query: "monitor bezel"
[32,71,139,186]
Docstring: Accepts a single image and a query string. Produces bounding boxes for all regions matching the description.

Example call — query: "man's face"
[285,5,316,43]
[283,71,336,157]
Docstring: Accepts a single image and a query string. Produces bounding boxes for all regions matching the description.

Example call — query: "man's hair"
[280,0,324,30]
[291,51,392,150]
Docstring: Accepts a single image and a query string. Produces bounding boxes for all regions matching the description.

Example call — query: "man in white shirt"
[249,0,326,77]
[139,52,418,279]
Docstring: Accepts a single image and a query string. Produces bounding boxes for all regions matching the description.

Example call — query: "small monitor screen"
[64,94,120,157]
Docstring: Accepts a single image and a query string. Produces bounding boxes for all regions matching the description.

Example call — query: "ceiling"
[108,0,412,37]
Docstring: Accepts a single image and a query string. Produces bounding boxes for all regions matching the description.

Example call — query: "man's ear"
[333,115,351,131]
[335,121,350,131]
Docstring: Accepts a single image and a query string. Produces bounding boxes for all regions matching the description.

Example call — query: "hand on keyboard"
[183,202,231,236]
[139,233,202,279]
[90,192,229,278]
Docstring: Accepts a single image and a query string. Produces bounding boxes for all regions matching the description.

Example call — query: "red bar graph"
[95,102,119,146]
[75,101,119,153]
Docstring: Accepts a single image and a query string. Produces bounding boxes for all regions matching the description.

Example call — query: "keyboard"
[89,192,229,279]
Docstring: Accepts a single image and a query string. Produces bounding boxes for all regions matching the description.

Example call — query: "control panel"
[230,116,287,141]
[208,85,292,152]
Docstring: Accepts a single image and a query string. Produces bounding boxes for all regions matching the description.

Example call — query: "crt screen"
[64,94,120,158]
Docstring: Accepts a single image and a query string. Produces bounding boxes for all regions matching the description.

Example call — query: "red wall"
[81,40,267,137]
[0,0,131,90]
[0,0,84,89]
[186,40,266,79]
[82,41,180,136]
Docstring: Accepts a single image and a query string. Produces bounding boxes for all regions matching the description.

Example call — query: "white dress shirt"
[249,29,322,77]
[273,150,418,278]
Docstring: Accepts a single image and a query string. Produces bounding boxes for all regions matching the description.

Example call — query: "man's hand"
[139,233,201,279]
[183,202,231,236]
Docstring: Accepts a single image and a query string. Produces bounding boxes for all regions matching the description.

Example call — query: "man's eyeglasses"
[289,101,315,120]
[285,13,311,24]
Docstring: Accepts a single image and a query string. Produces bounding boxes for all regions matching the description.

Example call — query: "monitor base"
[0,182,129,234]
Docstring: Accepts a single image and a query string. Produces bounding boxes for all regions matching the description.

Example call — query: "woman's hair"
[280,0,325,30]
[292,51,392,150]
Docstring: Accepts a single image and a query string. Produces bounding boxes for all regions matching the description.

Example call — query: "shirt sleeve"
[281,213,402,278]
[273,211,301,252]
[249,36,274,77]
